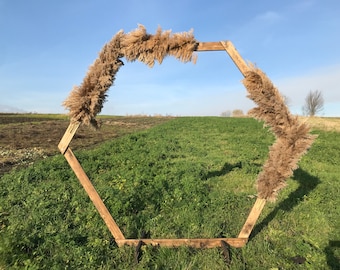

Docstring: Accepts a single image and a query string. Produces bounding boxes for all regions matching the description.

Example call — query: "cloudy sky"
[1,0,339,116]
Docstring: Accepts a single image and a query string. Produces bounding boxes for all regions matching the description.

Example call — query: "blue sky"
[1,0,339,116]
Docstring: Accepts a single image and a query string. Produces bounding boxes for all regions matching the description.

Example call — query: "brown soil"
[0,114,173,176]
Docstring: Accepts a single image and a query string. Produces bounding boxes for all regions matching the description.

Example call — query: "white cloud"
[255,11,283,23]
[291,0,315,12]
[0,104,26,113]
[275,64,340,115]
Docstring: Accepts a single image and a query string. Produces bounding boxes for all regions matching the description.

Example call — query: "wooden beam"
[238,198,266,239]
[117,237,247,248]
[195,42,225,51]
[220,41,250,77]
[58,122,81,154]
[63,147,125,241]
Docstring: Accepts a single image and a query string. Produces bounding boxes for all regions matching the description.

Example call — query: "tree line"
[221,90,324,117]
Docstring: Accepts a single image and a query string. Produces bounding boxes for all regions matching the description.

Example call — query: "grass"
[299,116,340,132]
[0,117,339,269]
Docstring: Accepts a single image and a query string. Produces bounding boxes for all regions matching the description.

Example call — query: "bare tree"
[220,110,231,117]
[302,90,324,116]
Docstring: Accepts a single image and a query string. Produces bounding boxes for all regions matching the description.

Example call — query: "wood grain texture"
[238,198,266,239]
[117,238,248,248]
[195,42,225,51]
[58,122,80,154]
[220,41,250,76]
[63,147,125,241]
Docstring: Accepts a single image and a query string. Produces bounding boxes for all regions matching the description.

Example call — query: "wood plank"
[195,42,225,51]
[63,147,125,241]
[58,122,81,154]
[238,198,266,239]
[117,238,247,248]
[220,41,250,77]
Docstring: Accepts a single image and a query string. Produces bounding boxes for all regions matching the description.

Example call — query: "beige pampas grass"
[63,25,315,201]
[243,66,316,201]
[63,25,197,127]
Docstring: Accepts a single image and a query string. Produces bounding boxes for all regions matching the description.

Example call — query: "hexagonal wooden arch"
[58,41,265,250]
[59,28,315,253]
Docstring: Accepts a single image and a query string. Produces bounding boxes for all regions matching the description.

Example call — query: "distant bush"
[232,109,244,117]
[220,110,231,117]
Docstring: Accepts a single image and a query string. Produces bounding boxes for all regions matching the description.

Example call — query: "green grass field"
[0,117,339,269]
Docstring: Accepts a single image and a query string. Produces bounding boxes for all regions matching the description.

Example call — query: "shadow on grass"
[325,240,340,270]
[206,162,242,179]
[250,168,320,241]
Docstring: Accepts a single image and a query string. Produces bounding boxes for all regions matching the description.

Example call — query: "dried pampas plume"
[63,25,315,201]
[243,66,316,201]
[63,25,197,127]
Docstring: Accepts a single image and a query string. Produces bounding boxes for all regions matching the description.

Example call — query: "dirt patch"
[0,115,173,176]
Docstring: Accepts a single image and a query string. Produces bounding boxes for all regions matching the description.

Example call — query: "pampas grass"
[63,25,197,128]
[243,66,316,201]
[63,25,315,201]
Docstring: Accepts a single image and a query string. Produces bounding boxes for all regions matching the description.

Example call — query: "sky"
[0,0,339,116]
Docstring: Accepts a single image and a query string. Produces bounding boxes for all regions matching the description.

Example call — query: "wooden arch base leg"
[117,238,247,248]
[58,122,125,242]
[238,198,266,239]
